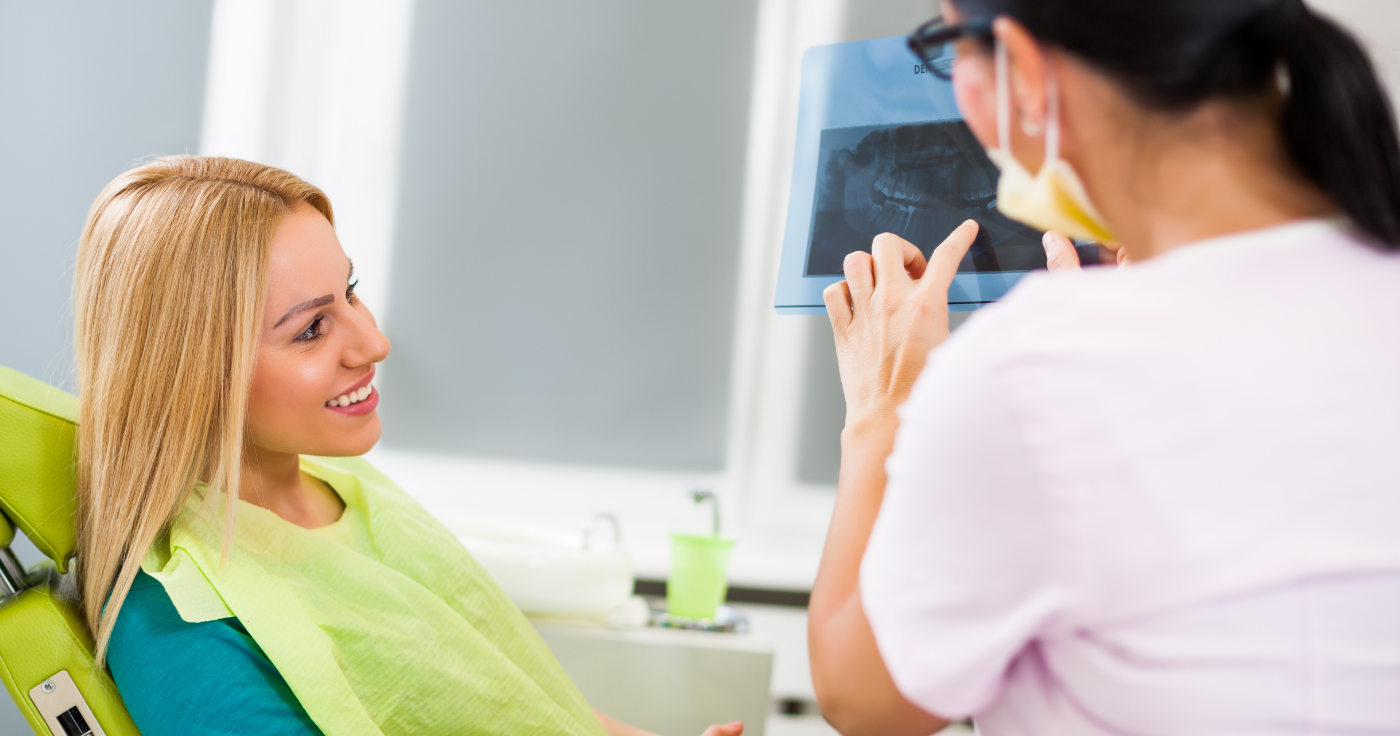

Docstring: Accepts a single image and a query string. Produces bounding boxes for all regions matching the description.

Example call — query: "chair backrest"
[0,366,139,736]
[0,503,14,550]
[0,365,79,572]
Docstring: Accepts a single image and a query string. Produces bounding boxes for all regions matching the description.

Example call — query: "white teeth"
[327,383,374,408]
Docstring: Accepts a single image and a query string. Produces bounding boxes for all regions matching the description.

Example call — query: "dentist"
[808,1,1400,735]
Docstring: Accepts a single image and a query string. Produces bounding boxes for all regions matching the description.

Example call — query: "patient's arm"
[594,709,743,736]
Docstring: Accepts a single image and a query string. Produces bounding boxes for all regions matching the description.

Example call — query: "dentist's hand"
[810,225,1118,736]
[811,224,976,735]
[1042,230,1129,269]
[822,221,979,429]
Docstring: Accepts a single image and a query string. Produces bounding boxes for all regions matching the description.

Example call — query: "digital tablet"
[774,36,1088,314]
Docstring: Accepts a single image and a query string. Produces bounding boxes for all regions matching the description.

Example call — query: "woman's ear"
[995,17,1051,137]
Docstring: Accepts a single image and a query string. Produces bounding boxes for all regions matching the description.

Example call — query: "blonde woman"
[75,156,744,736]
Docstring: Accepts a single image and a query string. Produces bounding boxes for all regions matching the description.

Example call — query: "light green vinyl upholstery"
[0,366,79,573]
[0,506,14,550]
[0,366,139,736]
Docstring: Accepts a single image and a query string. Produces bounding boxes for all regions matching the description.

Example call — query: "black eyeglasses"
[907,16,994,80]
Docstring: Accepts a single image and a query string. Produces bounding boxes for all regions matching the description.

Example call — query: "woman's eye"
[296,316,324,342]
[346,279,359,304]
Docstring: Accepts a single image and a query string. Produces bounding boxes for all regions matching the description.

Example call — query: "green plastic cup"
[667,533,735,620]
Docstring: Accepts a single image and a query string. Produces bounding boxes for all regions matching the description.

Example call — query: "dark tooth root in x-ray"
[805,120,1094,276]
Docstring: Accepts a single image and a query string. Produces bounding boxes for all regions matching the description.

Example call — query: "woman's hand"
[823,225,1101,432]
[810,223,979,736]
[1042,230,1129,269]
[821,221,980,431]
[700,722,744,736]
[809,226,1111,736]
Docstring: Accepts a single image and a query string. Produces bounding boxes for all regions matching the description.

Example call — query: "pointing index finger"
[919,220,980,296]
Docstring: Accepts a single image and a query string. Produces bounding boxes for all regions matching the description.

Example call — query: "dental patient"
[76,156,744,736]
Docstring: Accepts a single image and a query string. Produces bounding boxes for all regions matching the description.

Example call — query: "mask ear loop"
[998,38,1060,171]
[996,39,1011,157]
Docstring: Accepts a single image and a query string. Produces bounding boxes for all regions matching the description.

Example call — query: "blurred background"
[2,1,1398,734]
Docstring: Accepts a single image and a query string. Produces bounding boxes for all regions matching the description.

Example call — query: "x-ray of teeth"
[804,120,1052,276]
[776,35,1097,312]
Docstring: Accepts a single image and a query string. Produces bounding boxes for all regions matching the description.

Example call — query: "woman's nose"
[363,327,391,365]
[345,309,391,366]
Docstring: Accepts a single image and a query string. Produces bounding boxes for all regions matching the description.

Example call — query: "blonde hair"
[74,156,333,664]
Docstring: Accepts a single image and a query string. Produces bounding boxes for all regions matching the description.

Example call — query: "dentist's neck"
[1060,66,1338,260]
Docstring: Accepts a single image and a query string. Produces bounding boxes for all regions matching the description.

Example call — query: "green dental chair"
[0,365,139,736]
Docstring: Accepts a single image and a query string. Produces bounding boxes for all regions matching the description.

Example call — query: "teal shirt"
[107,570,323,736]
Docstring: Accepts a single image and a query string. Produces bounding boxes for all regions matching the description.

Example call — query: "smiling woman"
[73,156,742,736]
[238,202,390,530]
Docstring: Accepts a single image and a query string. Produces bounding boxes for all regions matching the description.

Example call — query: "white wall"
[1311,0,1400,106]
[0,1,213,390]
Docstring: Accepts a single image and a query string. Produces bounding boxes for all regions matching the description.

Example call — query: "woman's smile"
[326,386,378,416]
[325,367,378,415]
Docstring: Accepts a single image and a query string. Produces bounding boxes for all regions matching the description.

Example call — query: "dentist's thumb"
[1043,231,1082,272]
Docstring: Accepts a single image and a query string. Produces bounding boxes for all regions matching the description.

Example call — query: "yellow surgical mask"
[985,40,1117,245]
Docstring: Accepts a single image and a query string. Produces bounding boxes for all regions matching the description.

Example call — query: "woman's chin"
[307,416,382,458]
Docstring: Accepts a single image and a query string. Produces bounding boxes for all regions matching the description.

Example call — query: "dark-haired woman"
[808,1,1400,734]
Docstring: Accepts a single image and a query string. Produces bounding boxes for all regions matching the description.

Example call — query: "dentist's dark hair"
[951,0,1400,248]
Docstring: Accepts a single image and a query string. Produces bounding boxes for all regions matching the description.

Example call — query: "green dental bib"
[141,455,607,736]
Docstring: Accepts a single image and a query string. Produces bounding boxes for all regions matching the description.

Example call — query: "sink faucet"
[690,489,720,537]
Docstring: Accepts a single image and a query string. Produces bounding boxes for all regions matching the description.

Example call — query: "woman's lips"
[326,385,379,416]
[330,368,375,400]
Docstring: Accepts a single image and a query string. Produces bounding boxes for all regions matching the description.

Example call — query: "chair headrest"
[0,366,78,572]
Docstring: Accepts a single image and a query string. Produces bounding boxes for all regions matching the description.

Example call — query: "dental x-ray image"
[804,120,1084,275]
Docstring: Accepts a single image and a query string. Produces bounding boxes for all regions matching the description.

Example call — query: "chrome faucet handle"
[689,489,720,537]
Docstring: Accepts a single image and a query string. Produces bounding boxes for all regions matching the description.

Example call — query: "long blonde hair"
[74,156,333,663]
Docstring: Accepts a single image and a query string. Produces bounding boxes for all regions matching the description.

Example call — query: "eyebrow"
[271,261,355,329]
[274,294,335,328]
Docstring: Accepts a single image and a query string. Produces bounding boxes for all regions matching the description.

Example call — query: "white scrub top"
[861,220,1400,735]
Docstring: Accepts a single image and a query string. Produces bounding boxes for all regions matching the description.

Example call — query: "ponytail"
[1264,2,1400,247]
[954,0,1400,248]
